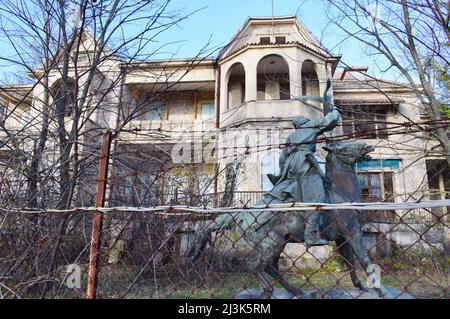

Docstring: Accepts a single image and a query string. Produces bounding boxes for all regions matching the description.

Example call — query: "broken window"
[358,171,395,222]
[355,159,400,222]
[341,106,389,139]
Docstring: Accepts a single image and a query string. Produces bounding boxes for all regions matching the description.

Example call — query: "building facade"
[0,16,447,226]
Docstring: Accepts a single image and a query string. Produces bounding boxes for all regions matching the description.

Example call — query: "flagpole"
[271,0,275,39]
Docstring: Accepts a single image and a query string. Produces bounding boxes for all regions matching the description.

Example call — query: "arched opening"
[301,60,320,96]
[50,78,76,117]
[260,151,281,191]
[227,62,246,109]
[256,54,290,101]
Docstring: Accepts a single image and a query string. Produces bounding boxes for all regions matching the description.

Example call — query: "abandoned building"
[1,16,448,261]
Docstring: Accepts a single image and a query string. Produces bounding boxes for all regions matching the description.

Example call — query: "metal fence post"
[86,130,112,299]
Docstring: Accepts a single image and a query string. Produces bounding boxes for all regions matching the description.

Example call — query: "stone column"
[289,51,302,98]
[245,59,257,102]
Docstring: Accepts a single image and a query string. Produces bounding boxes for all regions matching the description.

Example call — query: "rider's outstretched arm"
[308,107,341,134]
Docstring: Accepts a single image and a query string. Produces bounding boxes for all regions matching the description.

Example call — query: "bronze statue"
[188,141,388,298]
[187,80,388,298]
[266,112,340,246]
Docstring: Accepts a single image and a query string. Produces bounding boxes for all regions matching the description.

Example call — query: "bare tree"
[325,0,450,167]
[0,0,216,297]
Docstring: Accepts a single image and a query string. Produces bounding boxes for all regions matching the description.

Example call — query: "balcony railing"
[220,99,323,127]
[128,118,215,131]
[121,118,217,143]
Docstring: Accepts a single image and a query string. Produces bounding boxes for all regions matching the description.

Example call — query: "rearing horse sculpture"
[187,141,388,298]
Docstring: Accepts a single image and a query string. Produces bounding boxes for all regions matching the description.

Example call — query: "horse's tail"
[186,213,235,262]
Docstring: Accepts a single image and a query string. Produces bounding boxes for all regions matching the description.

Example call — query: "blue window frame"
[355,159,400,170]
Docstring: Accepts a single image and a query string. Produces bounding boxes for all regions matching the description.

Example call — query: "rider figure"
[266,107,341,246]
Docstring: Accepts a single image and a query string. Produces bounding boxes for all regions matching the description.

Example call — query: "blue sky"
[157,0,393,79]
[160,0,341,58]
[0,0,397,82]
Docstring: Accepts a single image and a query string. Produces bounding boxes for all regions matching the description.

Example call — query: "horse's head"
[323,141,375,219]
[323,141,375,166]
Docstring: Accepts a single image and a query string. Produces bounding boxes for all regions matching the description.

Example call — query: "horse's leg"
[258,219,308,299]
[347,233,388,298]
[335,238,366,291]
[245,234,275,299]
[246,224,290,299]
[264,255,306,298]
[254,270,274,299]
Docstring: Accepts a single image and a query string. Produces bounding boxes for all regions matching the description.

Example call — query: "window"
[200,102,215,120]
[341,106,388,139]
[426,160,449,221]
[165,175,190,205]
[55,90,74,117]
[142,104,163,121]
[358,171,395,222]
[259,37,270,45]
[275,36,286,44]
[136,174,159,207]
[359,172,394,202]
[356,159,399,222]
[52,80,75,117]
[261,151,281,192]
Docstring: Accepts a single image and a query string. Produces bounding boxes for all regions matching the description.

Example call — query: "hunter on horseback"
[265,87,341,246]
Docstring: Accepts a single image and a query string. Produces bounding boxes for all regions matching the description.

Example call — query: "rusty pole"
[86,130,112,299]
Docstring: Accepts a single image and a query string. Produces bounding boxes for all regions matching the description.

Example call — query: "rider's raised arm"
[308,108,341,134]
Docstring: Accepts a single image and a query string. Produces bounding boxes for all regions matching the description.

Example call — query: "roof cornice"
[219,41,339,64]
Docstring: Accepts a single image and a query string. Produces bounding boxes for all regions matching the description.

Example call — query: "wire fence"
[0,203,448,299]
[0,130,449,299]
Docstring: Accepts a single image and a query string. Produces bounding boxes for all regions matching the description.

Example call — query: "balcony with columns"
[219,48,332,128]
